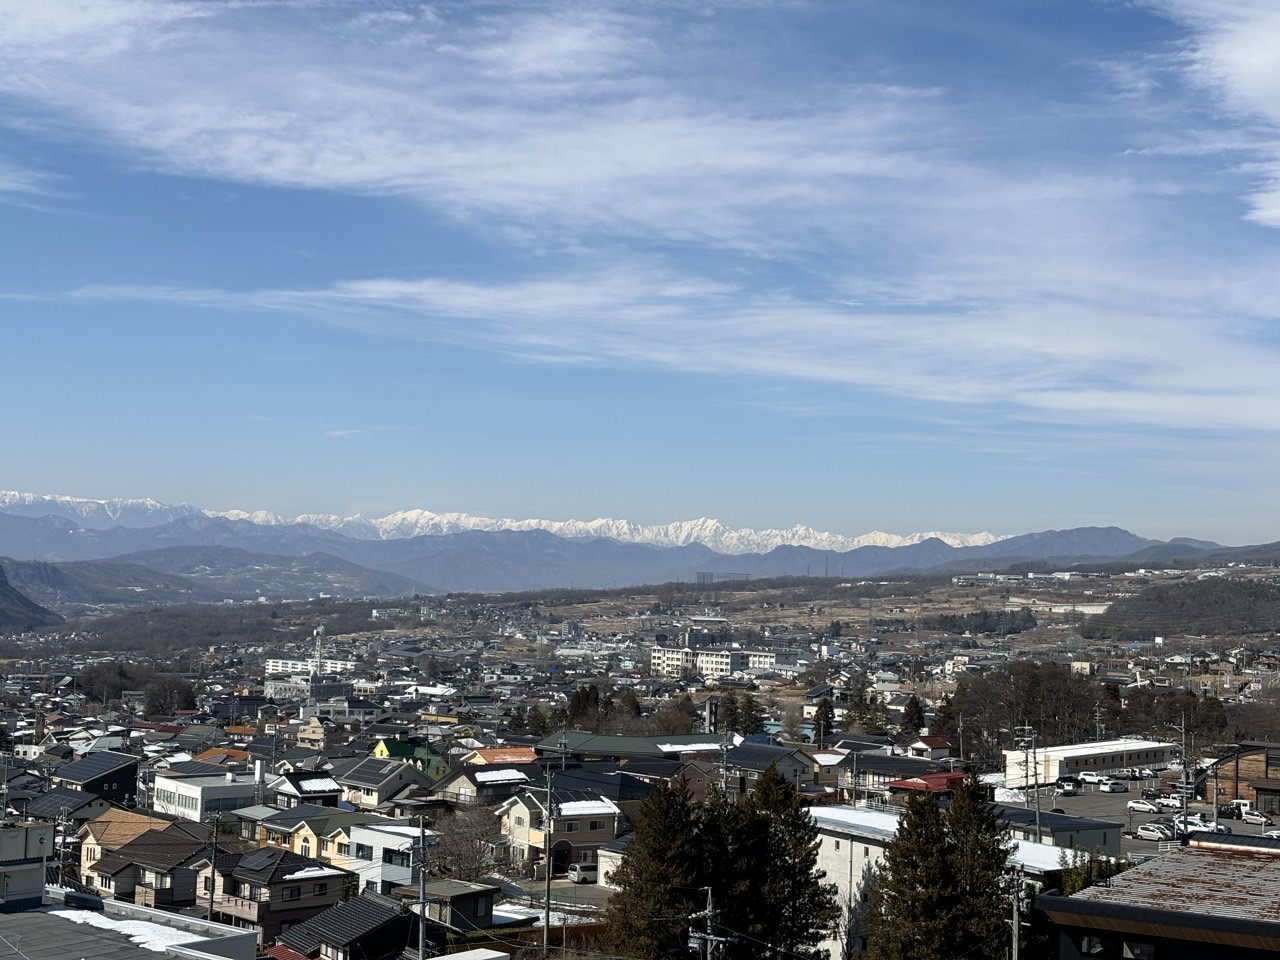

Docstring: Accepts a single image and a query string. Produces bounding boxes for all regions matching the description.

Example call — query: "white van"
[567,863,598,884]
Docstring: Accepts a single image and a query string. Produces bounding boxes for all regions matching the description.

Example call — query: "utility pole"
[206,811,221,921]
[1007,866,1025,960]
[542,744,561,953]
[688,887,736,960]
[416,817,429,960]
[1014,725,1041,843]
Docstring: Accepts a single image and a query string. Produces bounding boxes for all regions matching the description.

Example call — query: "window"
[313,882,328,896]
[203,876,213,892]
[588,820,602,831]
[301,840,311,857]
[337,842,350,856]
[579,851,592,863]
[382,849,411,867]
[282,886,302,901]
[354,843,373,860]
[515,815,525,827]
[320,839,330,853]
[834,840,841,851]
[98,875,112,889]
[564,821,580,833]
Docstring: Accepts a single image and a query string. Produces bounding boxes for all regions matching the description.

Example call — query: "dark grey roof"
[992,805,1122,832]
[726,743,805,771]
[2,907,189,960]
[164,759,231,777]
[280,892,406,952]
[25,786,103,818]
[338,756,410,787]
[51,750,137,784]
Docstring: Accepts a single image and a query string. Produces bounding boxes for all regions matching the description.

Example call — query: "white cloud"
[1145,1,1280,225]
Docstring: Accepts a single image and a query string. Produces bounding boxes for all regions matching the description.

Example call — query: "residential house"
[431,763,542,806]
[495,789,623,876]
[267,772,343,809]
[201,846,355,946]
[85,829,207,908]
[419,879,499,933]
[333,756,434,811]
[723,743,814,801]
[278,892,418,960]
[296,716,342,751]
[23,785,111,827]
[371,735,449,780]
[340,820,423,895]
[49,750,139,805]
[78,806,208,884]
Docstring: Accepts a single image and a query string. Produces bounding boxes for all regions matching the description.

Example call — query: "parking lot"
[1022,779,1277,860]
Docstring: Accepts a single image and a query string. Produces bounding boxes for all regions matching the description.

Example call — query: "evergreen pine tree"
[813,697,836,745]
[899,695,925,735]
[604,778,707,960]
[944,775,1013,959]
[718,690,742,734]
[739,692,765,734]
[864,791,957,960]
[726,764,837,960]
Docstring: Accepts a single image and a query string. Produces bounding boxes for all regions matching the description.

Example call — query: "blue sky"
[3,0,1280,545]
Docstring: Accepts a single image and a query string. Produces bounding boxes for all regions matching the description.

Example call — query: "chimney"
[225,771,235,783]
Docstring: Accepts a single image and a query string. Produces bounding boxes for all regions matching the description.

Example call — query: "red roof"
[885,771,967,793]
[915,736,952,748]
[265,946,314,960]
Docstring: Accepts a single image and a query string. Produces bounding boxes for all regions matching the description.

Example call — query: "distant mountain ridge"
[0,489,1251,606]
[0,490,1005,554]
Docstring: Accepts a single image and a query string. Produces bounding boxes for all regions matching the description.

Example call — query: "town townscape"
[3,549,1280,960]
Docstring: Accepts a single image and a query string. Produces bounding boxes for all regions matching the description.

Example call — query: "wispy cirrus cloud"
[8,0,1280,449]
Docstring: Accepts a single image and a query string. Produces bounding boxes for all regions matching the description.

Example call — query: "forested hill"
[0,563,63,632]
[1083,577,1280,640]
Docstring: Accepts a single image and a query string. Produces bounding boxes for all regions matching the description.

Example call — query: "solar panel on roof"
[239,848,281,871]
[55,751,136,782]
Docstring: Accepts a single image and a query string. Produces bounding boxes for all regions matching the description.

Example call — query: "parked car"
[1079,772,1109,784]
[1138,767,1157,779]
[1127,799,1159,813]
[567,863,598,884]
[1263,830,1280,839]
[1218,804,1243,820]
[1101,780,1129,793]
[1242,810,1274,826]
[1156,796,1183,809]
[1141,787,1163,800]
[1057,781,1080,796]
[1137,823,1175,841]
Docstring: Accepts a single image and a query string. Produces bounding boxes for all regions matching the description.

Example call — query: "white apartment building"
[650,644,779,679]
[264,658,357,674]
[152,771,259,822]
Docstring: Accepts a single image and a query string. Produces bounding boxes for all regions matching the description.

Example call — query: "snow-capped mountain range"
[0,490,1007,555]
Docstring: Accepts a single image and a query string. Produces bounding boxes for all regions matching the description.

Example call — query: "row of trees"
[605,766,838,960]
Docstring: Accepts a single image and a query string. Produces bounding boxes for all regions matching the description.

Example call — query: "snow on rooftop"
[811,752,845,765]
[299,777,341,791]
[657,742,721,753]
[475,768,530,783]
[492,901,599,927]
[558,799,619,816]
[280,866,347,880]
[38,905,203,952]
